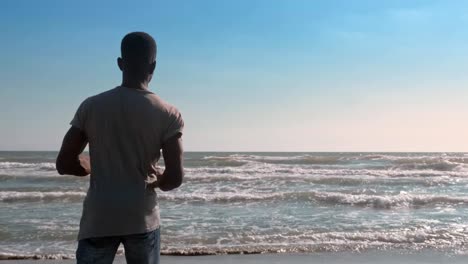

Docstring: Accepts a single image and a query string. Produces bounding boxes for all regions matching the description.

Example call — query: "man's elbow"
[56,154,80,176]
[160,170,184,191]
[173,171,184,189]
[56,157,66,175]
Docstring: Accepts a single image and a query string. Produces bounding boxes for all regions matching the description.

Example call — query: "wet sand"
[2,252,467,264]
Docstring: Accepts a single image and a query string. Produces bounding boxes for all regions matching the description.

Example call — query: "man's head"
[118,32,157,84]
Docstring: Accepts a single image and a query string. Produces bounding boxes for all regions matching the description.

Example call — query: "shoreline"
[1,251,468,264]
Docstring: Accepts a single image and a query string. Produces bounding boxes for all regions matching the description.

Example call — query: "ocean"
[1,151,468,259]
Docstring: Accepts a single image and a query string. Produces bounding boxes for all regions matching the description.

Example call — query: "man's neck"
[121,78,149,90]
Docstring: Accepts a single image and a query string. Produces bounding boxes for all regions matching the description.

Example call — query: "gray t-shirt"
[70,86,184,240]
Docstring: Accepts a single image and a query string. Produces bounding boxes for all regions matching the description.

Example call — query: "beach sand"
[2,252,467,264]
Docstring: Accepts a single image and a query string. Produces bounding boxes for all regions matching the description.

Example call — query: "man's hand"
[146,164,163,189]
[79,154,91,175]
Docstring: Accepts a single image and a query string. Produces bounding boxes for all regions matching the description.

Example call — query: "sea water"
[1,151,468,258]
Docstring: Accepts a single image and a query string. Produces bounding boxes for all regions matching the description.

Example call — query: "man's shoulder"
[79,87,181,117]
[146,93,181,116]
[90,86,120,100]
[80,87,126,108]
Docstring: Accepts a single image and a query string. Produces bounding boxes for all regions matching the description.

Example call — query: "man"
[56,32,184,264]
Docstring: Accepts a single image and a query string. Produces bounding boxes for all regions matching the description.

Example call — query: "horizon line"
[0,150,467,153]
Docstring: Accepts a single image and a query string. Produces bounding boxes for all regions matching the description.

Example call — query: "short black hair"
[121,32,157,64]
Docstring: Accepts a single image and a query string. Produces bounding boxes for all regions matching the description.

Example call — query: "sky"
[1,0,468,152]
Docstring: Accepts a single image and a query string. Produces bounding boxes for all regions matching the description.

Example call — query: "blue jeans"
[76,229,160,264]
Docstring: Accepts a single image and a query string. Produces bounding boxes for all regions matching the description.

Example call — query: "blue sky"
[1,0,468,151]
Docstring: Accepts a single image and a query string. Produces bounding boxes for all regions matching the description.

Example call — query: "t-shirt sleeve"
[70,98,90,131]
[162,110,184,143]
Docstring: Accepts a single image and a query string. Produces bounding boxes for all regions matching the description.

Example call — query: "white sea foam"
[0,162,57,178]
[0,162,56,170]
[3,154,468,179]
[199,153,468,170]
[308,191,468,209]
[160,225,468,255]
[2,225,467,258]
[185,173,461,187]
[0,252,75,260]
[4,189,466,208]
[2,152,468,258]
[158,190,468,208]
[0,191,86,202]
[184,165,468,184]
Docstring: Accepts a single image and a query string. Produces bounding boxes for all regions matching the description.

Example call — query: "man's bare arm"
[56,126,90,176]
[157,135,184,191]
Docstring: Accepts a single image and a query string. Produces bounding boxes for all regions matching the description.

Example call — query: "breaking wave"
[3,152,468,258]
[197,154,468,171]
[0,191,86,202]
[2,226,467,258]
[158,191,468,209]
[0,162,56,171]
[162,227,468,255]
[3,190,467,209]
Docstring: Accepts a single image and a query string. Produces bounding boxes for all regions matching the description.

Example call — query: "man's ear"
[149,61,156,74]
[117,57,124,71]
